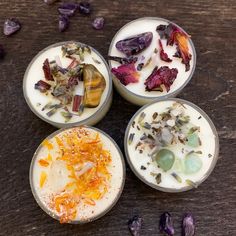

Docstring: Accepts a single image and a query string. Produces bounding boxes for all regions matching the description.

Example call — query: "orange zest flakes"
[40,171,47,188]
[42,139,53,150]
[38,159,49,167]
[50,128,112,223]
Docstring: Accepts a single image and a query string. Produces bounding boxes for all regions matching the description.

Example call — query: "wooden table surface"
[0,0,236,235]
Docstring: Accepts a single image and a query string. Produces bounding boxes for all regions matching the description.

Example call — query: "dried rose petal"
[44,0,58,4]
[58,3,77,17]
[111,63,139,86]
[159,212,174,236]
[108,55,138,65]
[144,66,178,92]
[72,95,82,112]
[0,44,5,60]
[159,39,172,62]
[92,17,105,30]
[156,24,192,71]
[35,80,51,93]
[78,2,91,15]
[116,32,153,56]
[59,15,69,32]
[182,213,195,236]
[3,18,21,36]
[128,215,142,236]
[43,59,54,81]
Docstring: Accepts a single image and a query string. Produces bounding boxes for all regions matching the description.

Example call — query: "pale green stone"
[184,153,203,174]
[187,132,200,147]
[155,149,175,171]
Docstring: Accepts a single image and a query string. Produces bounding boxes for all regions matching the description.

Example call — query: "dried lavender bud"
[92,17,105,30]
[3,18,21,36]
[44,0,57,4]
[0,44,5,60]
[159,212,174,236]
[58,3,77,17]
[116,32,153,56]
[182,213,195,236]
[59,15,69,32]
[78,1,91,15]
[128,215,142,236]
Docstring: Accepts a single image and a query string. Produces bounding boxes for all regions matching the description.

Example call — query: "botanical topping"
[116,32,153,56]
[111,63,140,86]
[159,39,172,62]
[144,66,178,92]
[156,24,192,71]
[34,43,106,122]
[39,128,112,223]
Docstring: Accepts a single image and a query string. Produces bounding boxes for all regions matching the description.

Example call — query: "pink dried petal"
[111,63,139,86]
[159,39,172,62]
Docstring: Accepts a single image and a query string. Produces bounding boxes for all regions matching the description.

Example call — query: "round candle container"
[30,126,125,223]
[23,41,112,128]
[124,98,219,192]
[108,17,196,106]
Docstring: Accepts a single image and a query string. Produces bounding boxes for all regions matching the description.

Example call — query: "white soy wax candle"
[108,17,196,106]
[30,126,125,223]
[124,98,219,192]
[23,41,112,128]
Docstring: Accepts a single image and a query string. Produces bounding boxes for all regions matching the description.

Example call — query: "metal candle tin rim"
[29,125,126,224]
[124,98,219,193]
[23,41,113,128]
[108,17,197,100]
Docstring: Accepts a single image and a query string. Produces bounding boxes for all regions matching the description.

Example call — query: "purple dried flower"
[116,32,153,57]
[3,18,21,36]
[182,213,195,236]
[0,45,5,60]
[59,15,69,32]
[108,55,138,65]
[92,17,105,30]
[35,80,51,93]
[128,216,142,236]
[78,2,91,15]
[44,0,58,4]
[159,212,174,236]
[58,3,77,17]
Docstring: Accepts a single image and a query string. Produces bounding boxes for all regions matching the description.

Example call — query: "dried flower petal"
[72,95,82,112]
[34,80,51,93]
[78,2,91,15]
[159,212,174,236]
[58,3,77,17]
[144,66,178,92]
[61,111,73,122]
[0,44,5,60]
[182,213,195,236]
[159,39,172,62]
[156,24,192,71]
[3,18,21,36]
[111,63,139,86]
[92,17,105,30]
[108,55,138,65]
[59,15,69,32]
[128,215,142,236]
[43,59,54,81]
[116,32,153,56]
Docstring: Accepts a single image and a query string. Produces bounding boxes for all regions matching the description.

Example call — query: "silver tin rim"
[23,41,113,128]
[124,98,219,193]
[29,125,126,224]
[108,17,197,101]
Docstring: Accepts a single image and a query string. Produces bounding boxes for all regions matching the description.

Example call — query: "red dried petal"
[34,80,51,93]
[159,39,172,63]
[156,24,192,71]
[72,95,82,112]
[43,59,54,81]
[144,66,178,92]
[111,63,139,86]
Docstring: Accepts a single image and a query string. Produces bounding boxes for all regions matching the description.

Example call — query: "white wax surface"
[25,44,110,124]
[126,101,216,190]
[32,127,124,222]
[110,18,195,97]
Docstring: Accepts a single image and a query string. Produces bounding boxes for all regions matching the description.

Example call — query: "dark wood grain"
[0,0,236,235]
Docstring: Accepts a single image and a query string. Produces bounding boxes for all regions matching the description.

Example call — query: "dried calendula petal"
[40,171,47,188]
[42,139,53,150]
[38,159,49,167]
